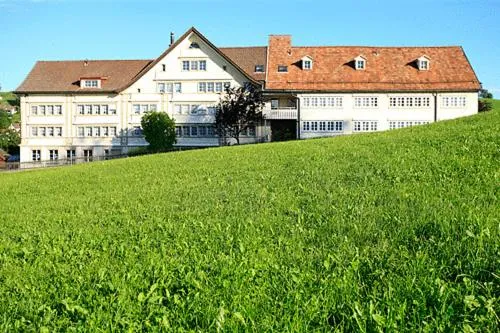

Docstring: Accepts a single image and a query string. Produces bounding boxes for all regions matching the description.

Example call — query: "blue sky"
[1,0,499,95]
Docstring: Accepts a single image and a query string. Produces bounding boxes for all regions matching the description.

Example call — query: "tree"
[478,99,492,113]
[0,129,20,154]
[214,86,264,145]
[140,111,176,152]
[479,89,493,99]
[0,110,10,129]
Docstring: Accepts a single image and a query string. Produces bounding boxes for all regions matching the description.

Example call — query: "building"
[15,27,480,163]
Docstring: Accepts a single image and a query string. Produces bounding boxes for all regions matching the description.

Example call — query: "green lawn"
[0,108,499,331]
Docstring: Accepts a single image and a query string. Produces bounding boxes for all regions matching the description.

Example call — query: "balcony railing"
[263,107,298,120]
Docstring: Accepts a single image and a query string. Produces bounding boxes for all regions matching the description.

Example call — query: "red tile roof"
[15,29,480,94]
[266,35,480,92]
[16,60,153,93]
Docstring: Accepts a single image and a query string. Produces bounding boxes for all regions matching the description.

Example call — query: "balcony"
[263,107,298,120]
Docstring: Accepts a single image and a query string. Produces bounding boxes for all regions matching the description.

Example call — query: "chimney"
[268,35,292,55]
[170,32,175,46]
[83,59,89,67]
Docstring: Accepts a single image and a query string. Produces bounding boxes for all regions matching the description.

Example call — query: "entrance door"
[270,120,297,142]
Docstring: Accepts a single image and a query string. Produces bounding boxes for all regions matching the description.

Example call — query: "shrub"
[478,99,492,112]
[141,112,176,152]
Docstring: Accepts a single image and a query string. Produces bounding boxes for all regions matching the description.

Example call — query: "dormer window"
[301,56,313,70]
[278,65,288,72]
[417,56,430,71]
[255,65,264,72]
[81,79,101,88]
[354,56,366,70]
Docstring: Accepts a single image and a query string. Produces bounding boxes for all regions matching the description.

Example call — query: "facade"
[16,27,481,163]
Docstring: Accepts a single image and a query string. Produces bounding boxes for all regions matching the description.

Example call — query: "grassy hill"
[0,109,499,331]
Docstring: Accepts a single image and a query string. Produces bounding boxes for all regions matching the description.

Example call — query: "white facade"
[19,32,265,163]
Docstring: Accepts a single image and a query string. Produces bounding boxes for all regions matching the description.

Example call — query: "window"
[56,127,62,136]
[102,127,109,136]
[303,122,310,131]
[83,80,99,88]
[302,98,310,107]
[85,105,92,115]
[83,149,93,162]
[102,105,109,115]
[278,65,288,72]
[174,83,182,93]
[110,127,117,136]
[66,150,76,160]
[389,96,431,108]
[319,97,327,107]
[31,106,38,115]
[191,61,198,71]
[191,126,198,136]
[248,126,256,136]
[354,97,378,108]
[182,61,190,71]
[198,82,207,93]
[199,60,207,71]
[78,127,84,137]
[389,120,430,129]
[442,96,466,108]
[311,121,318,131]
[93,127,100,137]
[55,105,62,115]
[208,106,217,115]
[93,105,100,115]
[31,127,38,136]
[133,126,142,136]
[49,149,58,161]
[311,97,318,107]
[215,82,223,92]
[271,99,279,110]
[158,83,165,93]
[207,82,214,93]
[319,121,326,131]
[199,126,207,136]
[165,83,173,93]
[32,149,41,162]
[353,121,378,132]
[303,60,312,70]
[190,42,200,49]
[255,65,264,72]
[327,121,343,132]
[190,105,199,115]
[354,56,366,70]
[175,126,181,136]
[39,105,46,115]
[181,105,190,114]
[86,127,92,137]
[162,64,166,72]
[417,56,430,71]
[133,104,140,114]
[47,105,54,115]
[40,127,46,136]
[182,126,190,137]
[78,105,84,114]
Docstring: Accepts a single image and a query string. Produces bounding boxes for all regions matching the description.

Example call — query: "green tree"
[479,89,493,99]
[140,111,176,152]
[0,110,10,129]
[214,86,264,145]
[478,99,492,113]
[0,129,20,154]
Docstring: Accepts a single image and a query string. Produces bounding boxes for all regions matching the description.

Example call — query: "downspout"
[433,93,438,122]
[295,95,301,139]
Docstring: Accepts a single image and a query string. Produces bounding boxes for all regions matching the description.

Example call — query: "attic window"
[255,65,264,72]
[354,56,366,70]
[82,79,100,88]
[417,56,430,71]
[301,56,313,70]
[278,65,288,72]
[190,42,200,49]
[162,64,166,72]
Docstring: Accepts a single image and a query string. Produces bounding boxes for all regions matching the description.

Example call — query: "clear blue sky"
[1,0,499,95]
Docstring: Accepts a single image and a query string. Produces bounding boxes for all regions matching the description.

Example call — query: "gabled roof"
[15,60,152,94]
[117,27,261,92]
[15,27,262,94]
[219,47,267,81]
[266,41,481,92]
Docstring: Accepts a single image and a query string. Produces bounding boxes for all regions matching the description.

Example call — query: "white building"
[15,27,481,163]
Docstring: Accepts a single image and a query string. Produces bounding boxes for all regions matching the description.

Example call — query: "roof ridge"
[219,46,267,49]
[36,59,154,63]
[291,45,462,49]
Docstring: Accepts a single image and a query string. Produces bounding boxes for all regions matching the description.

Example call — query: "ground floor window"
[302,121,343,132]
[389,120,430,130]
[32,149,41,162]
[353,121,378,132]
[176,124,217,138]
[83,149,93,162]
[66,149,76,161]
[49,149,58,161]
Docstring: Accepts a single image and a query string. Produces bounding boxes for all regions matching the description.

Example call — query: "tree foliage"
[0,129,20,154]
[478,99,492,113]
[140,111,176,152]
[214,86,264,145]
[0,110,10,129]
[479,89,493,99]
